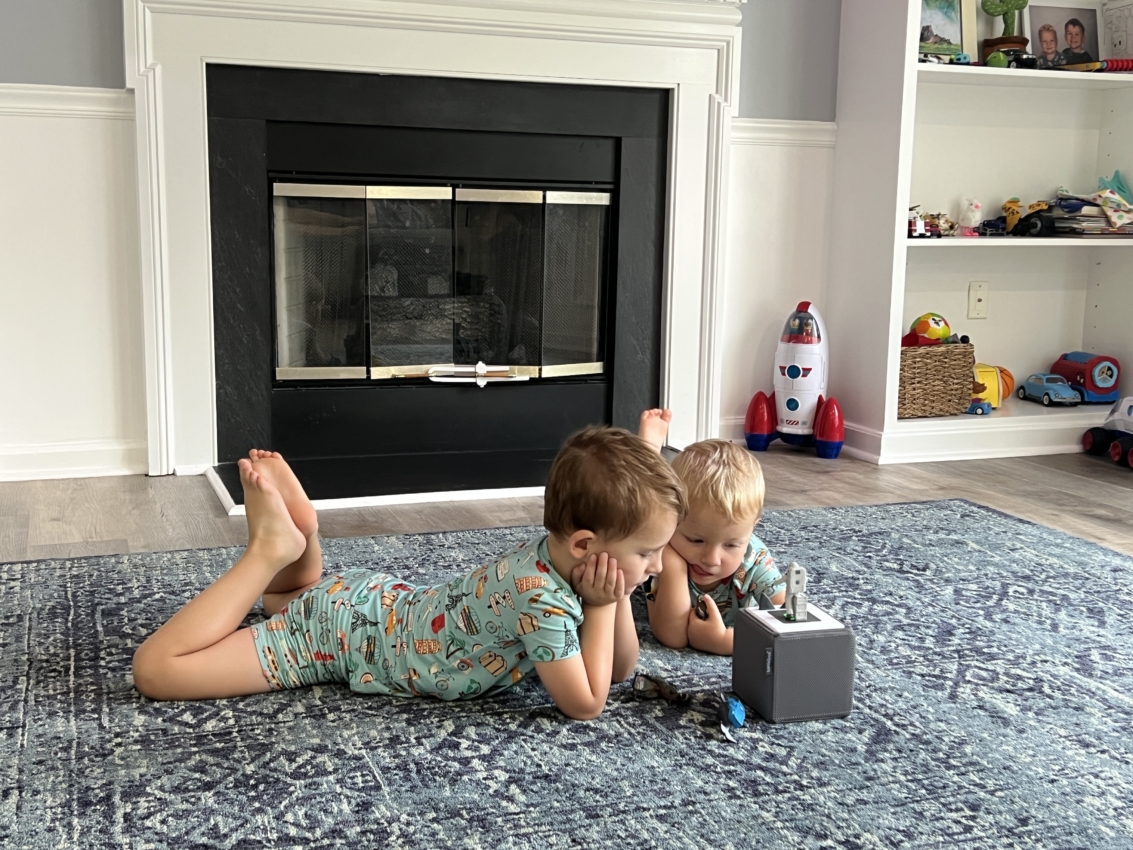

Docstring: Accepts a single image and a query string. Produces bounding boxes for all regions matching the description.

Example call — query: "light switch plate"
[968,281,988,319]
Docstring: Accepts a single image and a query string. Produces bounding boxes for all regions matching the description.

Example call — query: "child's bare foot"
[638,409,672,453]
[246,450,318,539]
[239,459,306,568]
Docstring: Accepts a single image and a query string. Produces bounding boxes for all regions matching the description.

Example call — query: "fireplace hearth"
[207,66,668,505]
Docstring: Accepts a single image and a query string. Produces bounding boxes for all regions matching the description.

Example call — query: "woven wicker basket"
[897,343,975,419]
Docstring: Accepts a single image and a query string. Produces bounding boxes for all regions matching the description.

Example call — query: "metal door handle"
[427,361,530,388]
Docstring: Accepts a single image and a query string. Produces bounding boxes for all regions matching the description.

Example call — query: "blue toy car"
[965,400,993,415]
[1017,373,1080,407]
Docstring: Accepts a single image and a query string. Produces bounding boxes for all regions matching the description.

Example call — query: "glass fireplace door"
[366,187,454,378]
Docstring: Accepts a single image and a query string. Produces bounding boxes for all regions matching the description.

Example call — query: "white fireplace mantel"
[125,0,743,476]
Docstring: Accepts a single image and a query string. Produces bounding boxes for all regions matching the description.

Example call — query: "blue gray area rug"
[3,499,1133,849]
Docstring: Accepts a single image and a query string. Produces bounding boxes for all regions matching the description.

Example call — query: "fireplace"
[207,66,668,504]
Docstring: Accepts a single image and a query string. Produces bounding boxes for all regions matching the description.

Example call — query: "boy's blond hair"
[544,427,687,541]
[671,439,765,524]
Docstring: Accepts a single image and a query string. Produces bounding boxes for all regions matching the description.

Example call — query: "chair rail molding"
[124,0,744,472]
[731,118,838,148]
[0,84,134,120]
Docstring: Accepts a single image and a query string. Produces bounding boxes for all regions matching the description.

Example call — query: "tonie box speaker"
[732,604,856,723]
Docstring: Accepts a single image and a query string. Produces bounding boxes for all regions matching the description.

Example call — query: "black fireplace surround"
[207,66,668,503]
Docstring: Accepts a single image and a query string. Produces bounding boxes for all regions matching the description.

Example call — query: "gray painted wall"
[0,0,841,123]
[739,0,842,122]
[0,0,124,88]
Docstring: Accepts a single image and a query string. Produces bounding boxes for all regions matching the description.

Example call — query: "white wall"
[719,119,837,441]
[0,85,147,480]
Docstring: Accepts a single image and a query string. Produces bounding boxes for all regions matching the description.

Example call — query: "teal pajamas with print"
[250,536,583,698]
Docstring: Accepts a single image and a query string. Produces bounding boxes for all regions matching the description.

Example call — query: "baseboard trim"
[0,439,147,481]
[731,118,837,148]
[206,474,546,517]
[0,83,134,120]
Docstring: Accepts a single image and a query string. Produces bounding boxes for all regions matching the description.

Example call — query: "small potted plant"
[980,0,1029,63]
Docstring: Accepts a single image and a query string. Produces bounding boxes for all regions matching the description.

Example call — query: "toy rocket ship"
[744,301,844,459]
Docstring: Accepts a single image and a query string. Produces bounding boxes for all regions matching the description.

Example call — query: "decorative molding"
[0,84,134,120]
[697,93,731,441]
[126,0,739,471]
[731,118,838,148]
[0,439,147,482]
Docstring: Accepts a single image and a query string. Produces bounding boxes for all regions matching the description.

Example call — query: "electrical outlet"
[968,281,988,319]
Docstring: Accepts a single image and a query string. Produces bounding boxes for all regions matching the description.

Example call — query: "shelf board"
[893,396,1109,434]
[918,63,1133,90]
[907,237,1133,248]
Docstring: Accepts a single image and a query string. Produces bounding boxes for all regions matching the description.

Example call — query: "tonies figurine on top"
[744,302,845,459]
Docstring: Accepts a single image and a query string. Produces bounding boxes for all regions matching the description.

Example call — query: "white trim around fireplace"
[125,0,742,476]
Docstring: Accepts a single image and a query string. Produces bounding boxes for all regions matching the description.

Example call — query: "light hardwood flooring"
[2,446,1133,561]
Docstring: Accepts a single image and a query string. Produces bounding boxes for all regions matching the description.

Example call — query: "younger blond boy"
[639,410,784,655]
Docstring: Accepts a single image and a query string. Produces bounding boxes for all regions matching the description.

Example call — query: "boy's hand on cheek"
[687,596,728,647]
[570,553,625,606]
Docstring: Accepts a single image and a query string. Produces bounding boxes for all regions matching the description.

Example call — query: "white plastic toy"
[744,302,844,459]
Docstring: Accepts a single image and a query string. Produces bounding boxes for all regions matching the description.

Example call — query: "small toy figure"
[744,302,844,459]
[631,672,690,704]
[1084,397,1133,466]
[782,563,808,622]
[959,198,983,236]
[1049,352,1121,403]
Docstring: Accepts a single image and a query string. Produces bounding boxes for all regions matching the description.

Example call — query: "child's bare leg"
[132,460,306,700]
[638,408,672,453]
[246,450,324,614]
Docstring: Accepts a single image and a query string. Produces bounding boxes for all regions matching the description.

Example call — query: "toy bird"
[959,198,982,237]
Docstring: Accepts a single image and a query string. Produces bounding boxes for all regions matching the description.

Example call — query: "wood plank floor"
[2,446,1132,561]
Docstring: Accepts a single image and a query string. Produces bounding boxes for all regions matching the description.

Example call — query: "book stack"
[1050,199,1133,236]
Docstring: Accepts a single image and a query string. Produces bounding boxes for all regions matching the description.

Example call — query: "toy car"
[908,209,943,238]
[977,217,1007,236]
[1083,398,1133,466]
[1017,373,1081,406]
[1049,352,1120,403]
[999,48,1039,69]
[965,400,993,415]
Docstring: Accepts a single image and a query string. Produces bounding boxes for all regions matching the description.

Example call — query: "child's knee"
[132,642,171,700]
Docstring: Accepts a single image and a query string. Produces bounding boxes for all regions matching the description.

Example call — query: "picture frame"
[920,0,977,56]
[1023,0,1107,67]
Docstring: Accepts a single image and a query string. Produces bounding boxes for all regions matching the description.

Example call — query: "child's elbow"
[654,628,688,650]
[558,701,605,721]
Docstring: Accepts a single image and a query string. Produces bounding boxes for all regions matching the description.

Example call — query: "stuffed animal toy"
[959,198,983,236]
[901,312,952,347]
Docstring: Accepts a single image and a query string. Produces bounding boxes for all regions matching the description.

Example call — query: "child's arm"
[611,596,639,683]
[534,553,624,720]
[646,545,693,648]
[686,597,733,655]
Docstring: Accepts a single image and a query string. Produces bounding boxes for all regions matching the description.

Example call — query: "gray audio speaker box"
[732,604,855,723]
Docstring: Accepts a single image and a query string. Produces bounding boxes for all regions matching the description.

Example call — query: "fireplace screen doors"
[272,183,610,384]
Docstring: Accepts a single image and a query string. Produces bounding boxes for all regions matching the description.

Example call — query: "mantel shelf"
[918,63,1133,90]
[906,237,1133,248]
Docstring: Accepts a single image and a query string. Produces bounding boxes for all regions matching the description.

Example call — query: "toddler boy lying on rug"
[132,427,685,720]
[637,409,785,655]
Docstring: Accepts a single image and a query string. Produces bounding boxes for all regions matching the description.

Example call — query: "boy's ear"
[567,529,597,560]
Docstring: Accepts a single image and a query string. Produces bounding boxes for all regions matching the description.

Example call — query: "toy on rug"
[1083,398,1133,466]
[744,302,844,459]
[732,562,856,724]
[1050,352,1121,403]
[958,198,983,236]
[631,672,748,743]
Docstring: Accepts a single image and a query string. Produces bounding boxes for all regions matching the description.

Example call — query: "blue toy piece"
[965,400,993,415]
[954,52,972,64]
[718,694,746,729]
[1016,373,1081,407]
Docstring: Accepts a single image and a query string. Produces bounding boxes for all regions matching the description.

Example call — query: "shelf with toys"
[918,62,1133,90]
[823,0,1133,464]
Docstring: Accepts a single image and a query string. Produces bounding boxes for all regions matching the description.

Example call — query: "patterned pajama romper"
[250,536,584,698]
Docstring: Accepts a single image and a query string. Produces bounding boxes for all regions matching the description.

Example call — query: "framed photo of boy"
[1024,1,1106,68]
[920,0,979,57]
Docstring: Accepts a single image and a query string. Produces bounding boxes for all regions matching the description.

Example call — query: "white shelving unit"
[826,0,1133,464]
